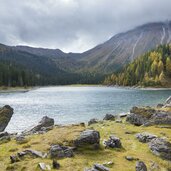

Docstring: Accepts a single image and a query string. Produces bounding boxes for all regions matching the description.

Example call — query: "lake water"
[1,86,171,133]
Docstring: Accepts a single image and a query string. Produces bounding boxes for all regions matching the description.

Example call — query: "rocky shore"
[0,97,171,171]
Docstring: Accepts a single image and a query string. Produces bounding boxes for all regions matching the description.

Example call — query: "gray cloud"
[0,0,171,52]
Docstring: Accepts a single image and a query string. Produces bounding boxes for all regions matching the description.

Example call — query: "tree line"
[104,44,171,87]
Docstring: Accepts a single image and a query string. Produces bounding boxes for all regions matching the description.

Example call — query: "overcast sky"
[0,0,171,52]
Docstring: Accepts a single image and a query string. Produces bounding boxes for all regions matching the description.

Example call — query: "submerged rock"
[149,138,171,160]
[136,161,147,171]
[49,145,74,158]
[74,129,100,149]
[104,135,122,148]
[0,105,13,132]
[103,114,115,121]
[135,132,157,143]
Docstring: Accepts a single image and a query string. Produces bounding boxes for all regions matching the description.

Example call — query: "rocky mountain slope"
[1,21,171,84]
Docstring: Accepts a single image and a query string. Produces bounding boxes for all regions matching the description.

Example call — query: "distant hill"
[104,44,171,87]
[1,21,171,85]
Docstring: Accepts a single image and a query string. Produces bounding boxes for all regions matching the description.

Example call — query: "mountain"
[0,21,171,85]
[78,21,171,73]
[104,44,171,87]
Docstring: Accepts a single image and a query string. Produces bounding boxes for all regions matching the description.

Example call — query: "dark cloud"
[0,0,171,52]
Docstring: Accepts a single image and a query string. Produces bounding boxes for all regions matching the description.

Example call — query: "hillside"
[1,21,171,85]
[104,45,171,87]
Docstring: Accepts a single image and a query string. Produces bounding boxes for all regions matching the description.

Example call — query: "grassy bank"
[0,120,171,171]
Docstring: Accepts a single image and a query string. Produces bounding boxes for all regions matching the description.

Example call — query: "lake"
[1,86,171,133]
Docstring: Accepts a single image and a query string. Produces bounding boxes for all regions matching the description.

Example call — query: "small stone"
[103,161,114,167]
[10,155,20,163]
[125,156,139,161]
[136,161,147,171]
[52,160,60,169]
[38,163,51,171]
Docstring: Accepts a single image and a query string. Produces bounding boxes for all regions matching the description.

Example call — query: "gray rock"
[17,149,47,158]
[135,132,157,143]
[52,159,60,169]
[103,114,115,121]
[104,135,122,148]
[74,130,100,148]
[126,113,149,126]
[0,131,11,142]
[149,162,161,171]
[0,105,13,132]
[84,164,110,171]
[10,155,20,163]
[136,161,147,171]
[49,145,74,158]
[125,156,139,161]
[88,118,98,126]
[38,163,51,171]
[23,116,54,134]
[94,164,110,171]
[149,138,171,160]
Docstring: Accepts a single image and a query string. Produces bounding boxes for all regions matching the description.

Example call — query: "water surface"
[0,86,170,133]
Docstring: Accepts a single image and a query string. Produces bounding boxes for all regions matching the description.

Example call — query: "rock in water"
[149,138,171,161]
[136,161,147,171]
[74,129,100,148]
[135,132,157,143]
[164,96,171,107]
[0,105,13,132]
[103,114,115,121]
[104,135,122,148]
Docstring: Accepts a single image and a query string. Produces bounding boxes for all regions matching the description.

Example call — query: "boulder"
[10,155,20,163]
[49,145,74,158]
[23,116,54,134]
[18,149,47,158]
[135,132,157,143]
[103,114,115,121]
[156,104,164,108]
[144,112,171,126]
[104,135,122,148]
[126,113,149,126]
[136,161,147,171]
[88,118,98,126]
[0,131,11,143]
[149,138,171,160]
[0,105,13,132]
[74,130,100,148]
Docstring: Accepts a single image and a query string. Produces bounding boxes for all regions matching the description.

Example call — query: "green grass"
[0,122,171,171]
